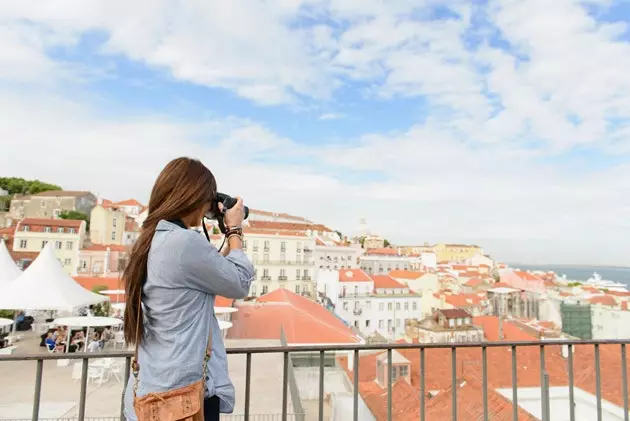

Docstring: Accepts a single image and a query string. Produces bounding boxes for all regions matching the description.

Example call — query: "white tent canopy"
[0,318,13,327]
[101,289,125,295]
[0,239,21,284]
[0,243,109,310]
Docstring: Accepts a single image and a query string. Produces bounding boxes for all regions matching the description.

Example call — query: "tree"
[383,239,391,247]
[0,177,62,196]
[59,210,90,230]
[91,285,112,317]
[212,226,220,235]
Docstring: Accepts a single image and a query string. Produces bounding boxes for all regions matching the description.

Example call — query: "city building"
[389,270,439,318]
[12,218,86,273]
[405,309,484,343]
[211,226,316,297]
[362,234,385,249]
[247,208,312,223]
[359,248,415,275]
[433,290,490,316]
[123,216,141,246]
[335,269,423,340]
[110,198,145,217]
[89,204,126,245]
[8,191,97,219]
[499,269,546,293]
[314,236,362,270]
[487,287,541,320]
[432,243,483,263]
[77,244,128,277]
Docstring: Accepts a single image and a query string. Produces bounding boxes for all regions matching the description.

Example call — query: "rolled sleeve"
[182,234,255,298]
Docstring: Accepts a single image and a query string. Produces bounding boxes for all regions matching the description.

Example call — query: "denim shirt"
[123,220,254,419]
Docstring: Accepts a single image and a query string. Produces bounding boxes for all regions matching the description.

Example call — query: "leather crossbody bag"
[131,293,212,421]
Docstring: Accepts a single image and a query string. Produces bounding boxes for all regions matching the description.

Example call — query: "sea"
[510,264,630,288]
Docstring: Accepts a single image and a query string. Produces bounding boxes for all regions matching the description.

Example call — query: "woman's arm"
[182,232,254,298]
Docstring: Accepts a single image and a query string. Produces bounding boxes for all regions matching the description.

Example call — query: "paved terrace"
[0,333,300,420]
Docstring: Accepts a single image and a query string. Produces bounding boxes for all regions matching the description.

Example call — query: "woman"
[123,157,254,421]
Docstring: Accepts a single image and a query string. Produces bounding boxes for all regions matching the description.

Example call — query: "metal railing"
[1,339,629,421]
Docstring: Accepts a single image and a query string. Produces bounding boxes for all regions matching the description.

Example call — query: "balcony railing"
[252,260,312,266]
[1,339,629,421]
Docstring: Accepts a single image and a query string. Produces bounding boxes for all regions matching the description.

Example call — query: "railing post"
[31,359,44,421]
[621,344,629,421]
[420,348,425,421]
[282,352,289,421]
[539,345,545,419]
[482,346,488,421]
[387,348,393,421]
[245,353,252,421]
[451,347,457,421]
[568,344,575,421]
[318,351,325,421]
[595,344,602,421]
[353,349,359,421]
[511,345,518,421]
[78,358,89,421]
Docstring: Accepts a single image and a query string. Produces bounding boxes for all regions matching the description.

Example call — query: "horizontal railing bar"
[2,339,630,361]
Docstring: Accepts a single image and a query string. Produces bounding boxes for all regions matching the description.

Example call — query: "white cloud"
[0,0,630,265]
[319,113,344,120]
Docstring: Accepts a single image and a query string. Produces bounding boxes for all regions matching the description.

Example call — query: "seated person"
[87,332,101,352]
[44,332,60,351]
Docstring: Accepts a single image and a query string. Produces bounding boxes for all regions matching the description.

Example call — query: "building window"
[55,241,62,250]
[113,218,117,228]
[396,302,401,310]
[295,284,300,294]
[40,200,46,208]
[388,303,393,311]
[263,241,270,252]
[263,268,269,278]
[262,285,268,294]
[296,269,300,280]
[263,253,269,263]
[111,231,116,241]
[44,226,52,233]
[379,320,384,329]
[253,240,259,252]
[66,241,73,250]
[41,240,48,249]
[343,301,348,310]
[379,303,384,311]
[388,319,392,330]
[22,225,29,232]
[63,258,71,266]
[279,269,286,279]
[69,228,76,234]
[250,284,256,296]
[354,320,359,328]
[365,320,370,328]
[303,269,309,279]
[57,227,64,233]
[404,302,409,311]
[242,240,247,250]
[280,241,286,252]
[297,242,302,253]
[412,302,417,311]
[366,301,371,309]
[19,240,27,249]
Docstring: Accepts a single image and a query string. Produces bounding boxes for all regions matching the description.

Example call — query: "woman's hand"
[222,197,245,227]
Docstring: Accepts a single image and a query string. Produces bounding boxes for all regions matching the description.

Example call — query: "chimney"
[498,317,504,340]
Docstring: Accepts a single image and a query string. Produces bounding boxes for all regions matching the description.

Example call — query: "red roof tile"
[513,271,542,281]
[588,295,617,306]
[248,220,332,232]
[17,218,83,233]
[365,248,399,256]
[73,276,124,291]
[371,275,406,289]
[443,292,487,308]
[229,289,360,344]
[113,198,144,207]
[465,278,483,287]
[339,269,372,283]
[214,296,234,307]
[472,316,536,341]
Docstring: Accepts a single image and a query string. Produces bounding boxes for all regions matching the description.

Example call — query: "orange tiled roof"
[442,292,486,308]
[365,248,399,256]
[243,228,308,237]
[371,275,406,289]
[17,218,83,233]
[113,198,144,207]
[339,269,372,283]
[588,295,617,306]
[513,271,542,281]
[215,296,234,307]
[473,316,536,341]
[465,277,483,287]
[73,276,124,291]
[248,220,332,232]
[389,270,425,279]
[249,208,310,222]
[229,289,360,344]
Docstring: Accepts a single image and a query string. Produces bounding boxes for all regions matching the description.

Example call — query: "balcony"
[1,339,629,421]
[253,260,312,266]
[353,308,362,316]
[260,276,271,281]
[301,276,312,281]
[278,276,288,281]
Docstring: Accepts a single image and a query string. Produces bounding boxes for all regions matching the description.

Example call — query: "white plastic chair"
[71,362,83,384]
[87,366,108,385]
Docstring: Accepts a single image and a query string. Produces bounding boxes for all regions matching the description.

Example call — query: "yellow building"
[432,243,483,263]
[90,204,125,245]
[13,218,87,274]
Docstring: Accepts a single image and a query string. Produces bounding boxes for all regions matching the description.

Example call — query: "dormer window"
[44,227,51,233]
[23,225,30,232]
[376,351,411,387]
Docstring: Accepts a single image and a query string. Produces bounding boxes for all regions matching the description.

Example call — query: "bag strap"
[131,290,213,397]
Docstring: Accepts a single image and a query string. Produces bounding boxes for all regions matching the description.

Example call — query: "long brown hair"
[123,157,217,344]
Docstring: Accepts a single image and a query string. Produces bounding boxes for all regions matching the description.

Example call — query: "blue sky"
[1,0,630,265]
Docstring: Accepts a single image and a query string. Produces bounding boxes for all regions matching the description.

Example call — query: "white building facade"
[333,269,423,340]
[359,254,415,275]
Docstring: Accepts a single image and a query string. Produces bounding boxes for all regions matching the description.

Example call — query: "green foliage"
[0,177,62,196]
[212,226,220,235]
[383,239,391,247]
[0,310,14,319]
[91,285,112,317]
[567,282,582,287]
[59,210,89,222]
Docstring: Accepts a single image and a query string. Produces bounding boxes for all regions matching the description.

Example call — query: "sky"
[1,0,630,266]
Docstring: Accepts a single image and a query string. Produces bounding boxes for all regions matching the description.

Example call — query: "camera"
[206,192,249,234]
